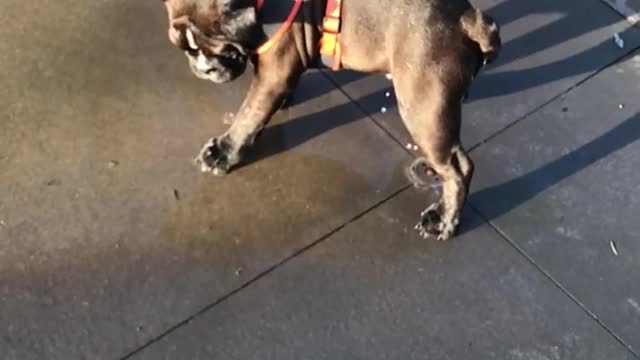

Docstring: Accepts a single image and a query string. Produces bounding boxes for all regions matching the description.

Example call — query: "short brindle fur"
[161,0,501,241]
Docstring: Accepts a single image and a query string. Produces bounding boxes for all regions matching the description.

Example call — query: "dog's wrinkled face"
[162,0,258,83]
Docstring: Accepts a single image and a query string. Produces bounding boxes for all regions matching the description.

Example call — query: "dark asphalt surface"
[1,0,639,359]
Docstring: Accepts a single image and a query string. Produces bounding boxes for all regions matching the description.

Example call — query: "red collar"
[254,0,343,70]
[254,0,303,55]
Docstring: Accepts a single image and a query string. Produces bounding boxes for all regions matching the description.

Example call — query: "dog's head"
[162,0,259,83]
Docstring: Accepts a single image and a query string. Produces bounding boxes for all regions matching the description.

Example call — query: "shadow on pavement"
[239,74,395,169]
[464,112,640,232]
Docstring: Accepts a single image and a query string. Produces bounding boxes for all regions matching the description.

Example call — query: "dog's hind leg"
[393,71,473,241]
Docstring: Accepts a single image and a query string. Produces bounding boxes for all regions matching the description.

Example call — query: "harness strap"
[319,0,343,70]
[254,0,343,70]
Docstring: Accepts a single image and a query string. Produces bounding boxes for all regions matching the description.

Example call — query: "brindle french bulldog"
[161,0,501,241]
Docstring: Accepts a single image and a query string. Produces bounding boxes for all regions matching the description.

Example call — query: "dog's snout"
[193,53,225,75]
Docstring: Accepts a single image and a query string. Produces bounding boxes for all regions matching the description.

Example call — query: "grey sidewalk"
[1,0,640,359]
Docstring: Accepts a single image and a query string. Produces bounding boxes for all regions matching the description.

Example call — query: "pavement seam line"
[320,45,640,157]
[469,44,640,154]
[120,45,640,357]
[317,47,640,359]
[319,70,417,159]
[600,0,640,28]
[464,46,640,359]
[118,184,412,360]
[121,68,419,359]
[319,57,640,360]
[469,204,640,360]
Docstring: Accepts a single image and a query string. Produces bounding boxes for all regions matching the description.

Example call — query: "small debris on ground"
[610,240,619,256]
[385,73,393,80]
[0,220,5,227]
[381,107,387,113]
[562,107,568,112]
[614,33,624,49]
[172,189,180,201]
[45,179,61,186]
[107,160,119,168]
[235,268,244,276]
[223,112,235,125]
[406,143,419,151]
[385,92,391,97]
[136,325,145,333]
[618,104,624,109]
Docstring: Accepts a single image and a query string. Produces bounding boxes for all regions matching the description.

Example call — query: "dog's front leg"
[194,71,300,175]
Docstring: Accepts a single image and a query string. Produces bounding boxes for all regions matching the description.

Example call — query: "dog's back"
[338,0,500,74]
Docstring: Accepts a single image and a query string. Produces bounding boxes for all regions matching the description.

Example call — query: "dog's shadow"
[460,112,640,234]
[237,71,395,168]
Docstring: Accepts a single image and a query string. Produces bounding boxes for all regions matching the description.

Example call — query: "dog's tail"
[460,8,501,65]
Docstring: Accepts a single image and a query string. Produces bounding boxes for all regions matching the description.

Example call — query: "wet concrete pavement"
[1,0,640,359]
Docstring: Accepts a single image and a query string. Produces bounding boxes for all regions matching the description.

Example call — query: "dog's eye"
[224,51,239,60]
[220,45,241,59]
[184,48,199,56]
[205,47,223,58]
[179,35,200,56]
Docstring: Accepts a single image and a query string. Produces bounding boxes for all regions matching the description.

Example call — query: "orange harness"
[254,0,343,70]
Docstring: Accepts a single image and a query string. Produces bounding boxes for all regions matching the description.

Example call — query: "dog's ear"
[168,19,200,51]
[219,1,257,41]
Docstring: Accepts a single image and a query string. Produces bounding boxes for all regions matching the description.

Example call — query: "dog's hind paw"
[415,202,456,241]
[435,223,456,242]
[194,137,238,176]
[415,203,442,239]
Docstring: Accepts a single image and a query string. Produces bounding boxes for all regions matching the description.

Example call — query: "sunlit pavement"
[1,1,640,359]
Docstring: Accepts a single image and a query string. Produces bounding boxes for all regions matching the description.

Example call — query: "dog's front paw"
[194,137,239,176]
[415,202,456,241]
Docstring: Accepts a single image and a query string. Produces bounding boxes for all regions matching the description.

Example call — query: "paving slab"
[326,0,640,150]
[469,50,640,353]
[0,1,410,359]
[131,189,634,360]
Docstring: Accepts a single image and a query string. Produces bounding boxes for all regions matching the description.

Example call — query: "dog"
[160,0,501,241]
